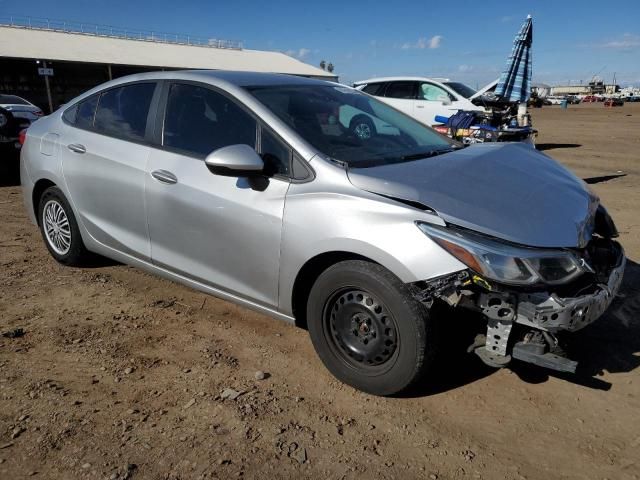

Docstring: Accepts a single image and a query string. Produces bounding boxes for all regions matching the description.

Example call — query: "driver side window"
[418,83,451,102]
[163,83,257,157]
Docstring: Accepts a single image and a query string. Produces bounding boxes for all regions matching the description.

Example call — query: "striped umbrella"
[495,15,533,103]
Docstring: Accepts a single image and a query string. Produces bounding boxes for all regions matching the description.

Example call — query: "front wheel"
[307,260,436,396]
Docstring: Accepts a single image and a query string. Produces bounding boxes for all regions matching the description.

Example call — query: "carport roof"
[0,25,337,79]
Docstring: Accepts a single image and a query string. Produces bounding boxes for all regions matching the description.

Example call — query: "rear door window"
[361,83,386,96]
[94,83,156,141]
[72,95,99,129]
[384,82,418,99]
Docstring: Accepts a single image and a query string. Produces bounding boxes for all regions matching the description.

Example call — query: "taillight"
[18,129,27,145]
[35,110,44,117]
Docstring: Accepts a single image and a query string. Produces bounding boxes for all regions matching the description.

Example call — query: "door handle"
[416,105,425,109]
[151,169,178,185]
[67,143,86,154]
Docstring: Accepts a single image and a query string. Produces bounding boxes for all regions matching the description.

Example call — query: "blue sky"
[3,0,640,87]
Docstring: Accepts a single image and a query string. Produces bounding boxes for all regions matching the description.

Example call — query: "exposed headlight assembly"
[417,222,584,285]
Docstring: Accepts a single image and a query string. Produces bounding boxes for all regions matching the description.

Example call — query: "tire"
[349,115,376,140]
[38,186,92,266]
[307,260,435,396]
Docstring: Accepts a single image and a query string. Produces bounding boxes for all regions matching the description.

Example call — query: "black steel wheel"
[307,260,436,396]
[325,289,398,370]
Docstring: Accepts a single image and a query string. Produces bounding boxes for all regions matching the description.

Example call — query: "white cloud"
[428,35,443,49]
[600,33,640,49]
[401,35,443,50]
[458,64,473,72]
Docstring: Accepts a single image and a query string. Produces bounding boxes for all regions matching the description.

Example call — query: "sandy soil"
[1,102,639,480]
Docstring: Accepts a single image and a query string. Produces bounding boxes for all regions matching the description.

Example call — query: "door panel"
[61,126,151,259]
[146,150,289,306]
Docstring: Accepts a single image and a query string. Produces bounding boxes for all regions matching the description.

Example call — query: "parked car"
[352,77,484,126]
[0,106,31,151]
[582,95,599,103]
[603,97,624,107]
[0,94,44,122]
[545,96,565,105]
[566,95,582,104]
[21,71,625,395]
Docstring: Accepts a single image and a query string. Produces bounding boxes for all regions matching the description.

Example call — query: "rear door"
[145,82,290,307]
[60,82,159,260]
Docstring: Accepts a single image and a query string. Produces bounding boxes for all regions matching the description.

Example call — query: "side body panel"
[146,149,290,307]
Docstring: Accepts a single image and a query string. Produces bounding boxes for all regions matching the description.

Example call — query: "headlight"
[417,222,583,285]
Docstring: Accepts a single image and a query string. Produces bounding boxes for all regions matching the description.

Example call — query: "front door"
[414,82,460,125]
[145,82,290,307]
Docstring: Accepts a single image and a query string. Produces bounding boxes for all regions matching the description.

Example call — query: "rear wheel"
[38,186,92,266]
[307,260,436,396]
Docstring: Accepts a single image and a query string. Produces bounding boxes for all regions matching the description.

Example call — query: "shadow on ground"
[583,174,627,184]
[537,143,582,151]
[0,147,20,187]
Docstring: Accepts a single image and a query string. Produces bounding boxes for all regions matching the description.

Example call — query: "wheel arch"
[32,178,57,224]
[291,251,378,329]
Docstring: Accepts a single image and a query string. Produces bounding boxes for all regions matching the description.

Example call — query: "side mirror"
[204,144,264,176]
[440,96,452,106]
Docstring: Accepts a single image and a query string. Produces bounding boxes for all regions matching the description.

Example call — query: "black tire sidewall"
[38,186,87,265]
[307,260,433,396]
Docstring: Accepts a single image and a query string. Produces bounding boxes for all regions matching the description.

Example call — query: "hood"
[347,143,598,248]
[469,79,499,100]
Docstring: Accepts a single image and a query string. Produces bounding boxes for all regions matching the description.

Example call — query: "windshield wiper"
[398,148,455,161]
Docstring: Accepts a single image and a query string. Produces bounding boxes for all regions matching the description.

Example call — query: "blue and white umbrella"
[495,15,533,103]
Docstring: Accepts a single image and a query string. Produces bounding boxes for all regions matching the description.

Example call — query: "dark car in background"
[604,97,624,107]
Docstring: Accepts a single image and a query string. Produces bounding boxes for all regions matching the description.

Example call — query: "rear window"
[94,83,155,141]
[0,94,29,105]
[75,96,99,129]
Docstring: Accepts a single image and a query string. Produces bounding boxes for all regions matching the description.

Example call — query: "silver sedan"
[21,71,624,395]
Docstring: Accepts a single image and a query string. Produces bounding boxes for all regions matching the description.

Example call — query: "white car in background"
[353,77,485,126]
[0,94,44,122]
[546,96,566,105]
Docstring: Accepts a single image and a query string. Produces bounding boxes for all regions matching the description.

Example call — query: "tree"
[319,60,326,70]
[327,63,334,73]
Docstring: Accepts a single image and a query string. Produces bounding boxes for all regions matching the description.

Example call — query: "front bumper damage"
[412,239,626,374]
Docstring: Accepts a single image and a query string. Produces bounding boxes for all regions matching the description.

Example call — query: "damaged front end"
[412,217,625,374]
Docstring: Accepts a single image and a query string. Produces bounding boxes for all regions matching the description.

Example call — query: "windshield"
[246,84,454,167]
[443,82,477,99]
[0,94,29,105]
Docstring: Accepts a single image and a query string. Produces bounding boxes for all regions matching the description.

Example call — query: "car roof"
[353,76,450,85]
[103,70,335,88]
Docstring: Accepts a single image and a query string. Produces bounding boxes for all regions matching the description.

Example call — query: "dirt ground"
[1,103,639,480]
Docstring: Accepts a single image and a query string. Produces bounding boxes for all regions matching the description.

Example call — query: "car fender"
[277,163,467,316]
